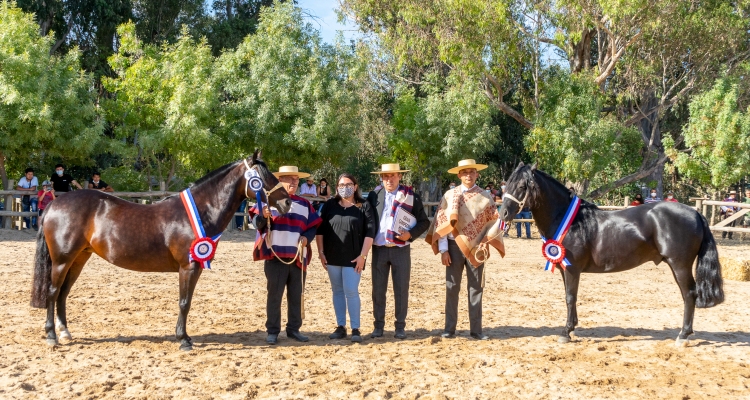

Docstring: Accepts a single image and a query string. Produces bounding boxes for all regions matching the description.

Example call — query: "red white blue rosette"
[190,237,217,263]
[542,239,565,264]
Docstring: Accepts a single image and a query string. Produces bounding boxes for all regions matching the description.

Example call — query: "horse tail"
[31,224,51,309]
[695,213,724,308]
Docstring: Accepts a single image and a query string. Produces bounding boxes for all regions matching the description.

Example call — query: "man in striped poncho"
[250,166,321,345]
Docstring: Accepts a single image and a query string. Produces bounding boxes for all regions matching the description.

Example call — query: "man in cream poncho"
[426,159,505,340]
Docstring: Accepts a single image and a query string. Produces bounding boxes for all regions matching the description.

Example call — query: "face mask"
[93,180,100,184]
[449,185,456,189]
[485,189,491,193]
[651,193,656,197]
[338,186,354,198]
[56,170,63,176]
[321,184,326,188]
[667,195,673,199]
[501,185,506,191]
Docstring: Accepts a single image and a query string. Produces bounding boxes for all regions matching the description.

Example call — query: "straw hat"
[273,166,310,179]
[371,163,410,174]
[447,159,488,174]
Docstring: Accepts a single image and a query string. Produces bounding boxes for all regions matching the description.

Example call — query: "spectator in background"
[488,183,498,196]
[500,181,507,194]
[484,185,492,194]
[37,180,55,221]
[235,199,247,231]
[50,164,82,192]
[318,178,330,200]
[449,181,457,190]
[721,190,739,240]
[299,177,317,199]
[515,205,532,239]
[630,193,644,206]
[664,192,678,203]
[644,188,661,203]
[88,172,114,192]
[741,187,750,241]
[17,168,38,230]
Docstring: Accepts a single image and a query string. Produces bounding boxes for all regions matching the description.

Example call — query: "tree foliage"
[0,1,102,188]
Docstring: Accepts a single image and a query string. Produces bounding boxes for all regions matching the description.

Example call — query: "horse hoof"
[46,338,58,347]
[59,330,72,341]
[558,336,571,344]
[179,344,193,351]
[675,338,690,347]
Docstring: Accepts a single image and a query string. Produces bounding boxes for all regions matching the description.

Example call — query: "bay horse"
[30,150,292,350]
[499,163,724,346]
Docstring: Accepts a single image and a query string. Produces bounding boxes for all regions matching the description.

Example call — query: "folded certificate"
[392,207,417,232]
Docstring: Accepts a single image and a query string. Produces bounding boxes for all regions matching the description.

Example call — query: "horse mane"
[193,161,241,187]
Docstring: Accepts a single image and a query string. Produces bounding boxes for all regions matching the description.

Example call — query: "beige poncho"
[426,185,505,267]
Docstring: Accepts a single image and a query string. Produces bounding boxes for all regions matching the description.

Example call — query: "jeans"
[516,210,531,238]
[22,198,38,229]
[235,199,247,229]
[327,265,362,329]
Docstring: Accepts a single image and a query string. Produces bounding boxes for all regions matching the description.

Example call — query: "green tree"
[672,77,750,190]
[0,1,102,188]
[103,23,226,189]
[215,1,360,170]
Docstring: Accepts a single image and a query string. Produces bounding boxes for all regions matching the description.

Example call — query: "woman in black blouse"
[316,173,376,343]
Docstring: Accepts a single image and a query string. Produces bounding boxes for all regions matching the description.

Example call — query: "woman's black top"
[318,198,377,267]
[320,185,328,197]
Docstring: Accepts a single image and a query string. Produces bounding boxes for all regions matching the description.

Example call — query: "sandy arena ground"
[0,227,749,399]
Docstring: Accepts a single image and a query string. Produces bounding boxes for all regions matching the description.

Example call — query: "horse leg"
[55,252,91,341]
[176,262,203,351]
[668,260,697,347]
[558,268,581,343]
[45,259,77,346]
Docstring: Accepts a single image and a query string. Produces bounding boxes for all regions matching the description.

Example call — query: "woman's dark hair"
[320,178,328,184]
[334,173,367,204]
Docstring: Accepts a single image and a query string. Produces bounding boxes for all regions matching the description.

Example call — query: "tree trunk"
[638,93,665,197]
[0,151,7,190]
[569,29,595,73]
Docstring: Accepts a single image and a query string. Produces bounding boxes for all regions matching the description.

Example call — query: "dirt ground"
[1,227,749,399]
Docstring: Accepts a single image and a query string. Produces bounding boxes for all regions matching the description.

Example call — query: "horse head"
[248,149,292,215]
[499,162,538,222]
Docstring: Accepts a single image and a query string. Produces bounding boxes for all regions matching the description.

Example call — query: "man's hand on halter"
[262,206,271,218]
[299,236,308,247]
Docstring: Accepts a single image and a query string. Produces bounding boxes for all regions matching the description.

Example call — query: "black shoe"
[286,330,309,342]
[370,328,384,338]
[394,329,406,339]
[329,325,347,340]
[266,333,278,344]
[470,332,489,340]
[351,329,362,343]
[440,331,455,339]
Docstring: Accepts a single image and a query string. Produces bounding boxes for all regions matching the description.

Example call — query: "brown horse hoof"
[557,335,571,343]
[675,338,690,347]
[46,338,58,347]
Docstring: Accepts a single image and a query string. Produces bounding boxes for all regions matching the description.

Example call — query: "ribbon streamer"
[539,196,581,273]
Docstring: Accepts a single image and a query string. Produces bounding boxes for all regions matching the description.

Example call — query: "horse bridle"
[502,183,531,210]
[243,159,285,203]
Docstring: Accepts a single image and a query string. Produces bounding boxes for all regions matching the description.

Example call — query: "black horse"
[30,150,291,350]
[499,163,724,345]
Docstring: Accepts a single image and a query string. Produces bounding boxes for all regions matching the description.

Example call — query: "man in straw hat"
[366,163,431,339]
[721,190,739,239]
[426,159,505,340]
[249,165,321,344]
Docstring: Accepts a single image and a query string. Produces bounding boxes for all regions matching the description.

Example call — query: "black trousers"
[445,240,484,334]
[371,245,411,330]
[264,258,305,334]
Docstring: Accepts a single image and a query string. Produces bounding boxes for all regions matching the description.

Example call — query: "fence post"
[624,196,630,207]
[3,180,15,229]
[696,199,703,216]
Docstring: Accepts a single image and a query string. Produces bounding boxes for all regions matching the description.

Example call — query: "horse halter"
[502,188,529,210]
[243,159,285,203]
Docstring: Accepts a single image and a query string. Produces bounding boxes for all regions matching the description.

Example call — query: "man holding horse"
[366,163,431,339]
[250,166,321,345]
[426,159,505,340]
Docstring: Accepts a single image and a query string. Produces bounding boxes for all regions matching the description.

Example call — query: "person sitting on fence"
[50,164,82,192]
[630,193,644,206]
[665,192,678,203]
[37,180,55,220]
[88,172,114,192]
[644,189,661,203]
[721,190,739,240]
[17,168,39,230]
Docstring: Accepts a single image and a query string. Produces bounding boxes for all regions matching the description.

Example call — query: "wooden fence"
[3,188,747,236]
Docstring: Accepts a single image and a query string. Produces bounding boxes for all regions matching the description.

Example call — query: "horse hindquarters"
[695,215,724,308]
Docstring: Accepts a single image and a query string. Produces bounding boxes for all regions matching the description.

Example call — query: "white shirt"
[374,187,409,247]
[438,184,476,253]
[298,183,317,196]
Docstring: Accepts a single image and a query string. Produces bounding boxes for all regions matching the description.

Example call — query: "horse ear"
[252,149,262,163]
[530,163,537,171]
[518,161,525,168]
